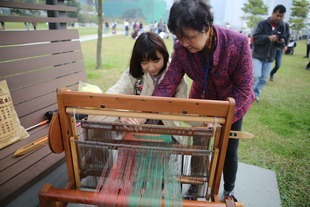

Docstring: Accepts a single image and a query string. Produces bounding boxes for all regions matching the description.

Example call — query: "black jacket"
[252,18,288,62]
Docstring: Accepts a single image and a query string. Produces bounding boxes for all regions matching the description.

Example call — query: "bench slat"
[0,30,80,45]
[10,71,86,105]
[0,1,77,12]
[0,51,84,77]
[0,16,77,23]
[0,41,81,61]
[0,152,65,204]
[0,127,48,160]
[0,128,49,170]
[0,145,54,184]
[2,62,85,90]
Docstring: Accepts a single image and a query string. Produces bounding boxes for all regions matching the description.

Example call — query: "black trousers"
[190,117,243,194]
[223,117,243,192]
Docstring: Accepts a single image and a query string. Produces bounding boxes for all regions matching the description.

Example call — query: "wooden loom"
[39,88,245,207]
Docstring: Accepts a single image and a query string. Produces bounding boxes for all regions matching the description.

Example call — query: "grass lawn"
[81,32,309,207]
[240,41,310,207]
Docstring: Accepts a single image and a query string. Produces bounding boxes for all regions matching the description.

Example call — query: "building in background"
[78,0,296,33]
[102,0,168,23]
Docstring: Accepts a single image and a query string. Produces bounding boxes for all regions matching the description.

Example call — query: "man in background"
[304,34,310,58]
[269,22,290,81]
[252,4,287,101]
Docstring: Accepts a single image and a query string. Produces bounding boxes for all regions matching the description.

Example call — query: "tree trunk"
[96,0,103,69]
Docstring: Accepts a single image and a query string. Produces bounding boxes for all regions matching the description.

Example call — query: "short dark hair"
[273,4,286,13]
[168,0,213,38]
[129,32,169,79]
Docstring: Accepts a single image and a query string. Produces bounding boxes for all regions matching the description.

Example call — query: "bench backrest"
[0,1,87,204]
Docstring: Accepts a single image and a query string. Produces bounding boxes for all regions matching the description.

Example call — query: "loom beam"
[39,184,244,207]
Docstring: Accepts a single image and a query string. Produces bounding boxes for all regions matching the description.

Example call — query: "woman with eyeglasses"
[152,0,254,201]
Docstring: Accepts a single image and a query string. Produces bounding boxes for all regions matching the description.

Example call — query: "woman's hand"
[119,117,146,131]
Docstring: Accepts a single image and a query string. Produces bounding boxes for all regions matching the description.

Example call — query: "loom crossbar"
[76,140,213,156]
[39,184,244,207]
[81,120,214,136]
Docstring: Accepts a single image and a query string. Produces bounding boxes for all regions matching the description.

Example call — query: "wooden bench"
[0,1,87,205]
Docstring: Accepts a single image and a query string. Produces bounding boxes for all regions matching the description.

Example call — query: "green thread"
[133,134,173,143]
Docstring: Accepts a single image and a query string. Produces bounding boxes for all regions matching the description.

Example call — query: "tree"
[65,1,82,24]
[90,0,105,69]
[96,0,103,69]
[241,0,268,31]
[122,8,144,19]
[79,5,97,24]
[11,0,43,17]
[289,0,310,35]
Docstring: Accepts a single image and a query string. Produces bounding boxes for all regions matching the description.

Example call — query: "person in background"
[152,0,254,201]
[0,10,4,30]
[269,22,290,81]
[252,4,287,101]
[304,34,310,58]
[306,60,310,70]
[104,21,109,34]
[106,32,187,141]
[1,21,5,30]
[32,22,37,30]
[149,21,154,32]
[111,21,117,35]
[248,34,253,49]
[157,19,164,34]
[24,22,30,31]
[124,18,130,38]
[138,20,144,36]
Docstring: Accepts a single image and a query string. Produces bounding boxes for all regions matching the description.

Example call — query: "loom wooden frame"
[38,88,243,207]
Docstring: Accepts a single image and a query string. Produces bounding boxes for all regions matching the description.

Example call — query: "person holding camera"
[269,22,290,81]
[252,4,287,102]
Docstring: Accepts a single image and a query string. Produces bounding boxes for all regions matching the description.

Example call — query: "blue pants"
[270,49,283,77]
[252,58,272,98]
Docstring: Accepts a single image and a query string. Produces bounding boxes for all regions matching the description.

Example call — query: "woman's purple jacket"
[152,25,255,123]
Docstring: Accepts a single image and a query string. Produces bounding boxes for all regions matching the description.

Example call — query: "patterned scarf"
[202,26,217,60]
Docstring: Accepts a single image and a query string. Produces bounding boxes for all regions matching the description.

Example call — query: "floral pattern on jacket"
[152,25,255,123]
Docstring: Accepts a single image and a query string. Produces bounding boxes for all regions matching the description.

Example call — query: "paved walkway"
[79,31,125,42]
[220,162,281,207]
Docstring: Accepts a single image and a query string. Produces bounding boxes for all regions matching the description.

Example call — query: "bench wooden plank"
[0,1,77,12]
[0,129,49,173]
[0,41,81,61]
[1,62,85,90]
[10,71,86,105]
[0,127,48,162]
[0,30,80,45]
[0,152,65,204]
[0,16,77,23]
[0,145,55,185]
[14,84,79,119]
[0,51,84,77]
